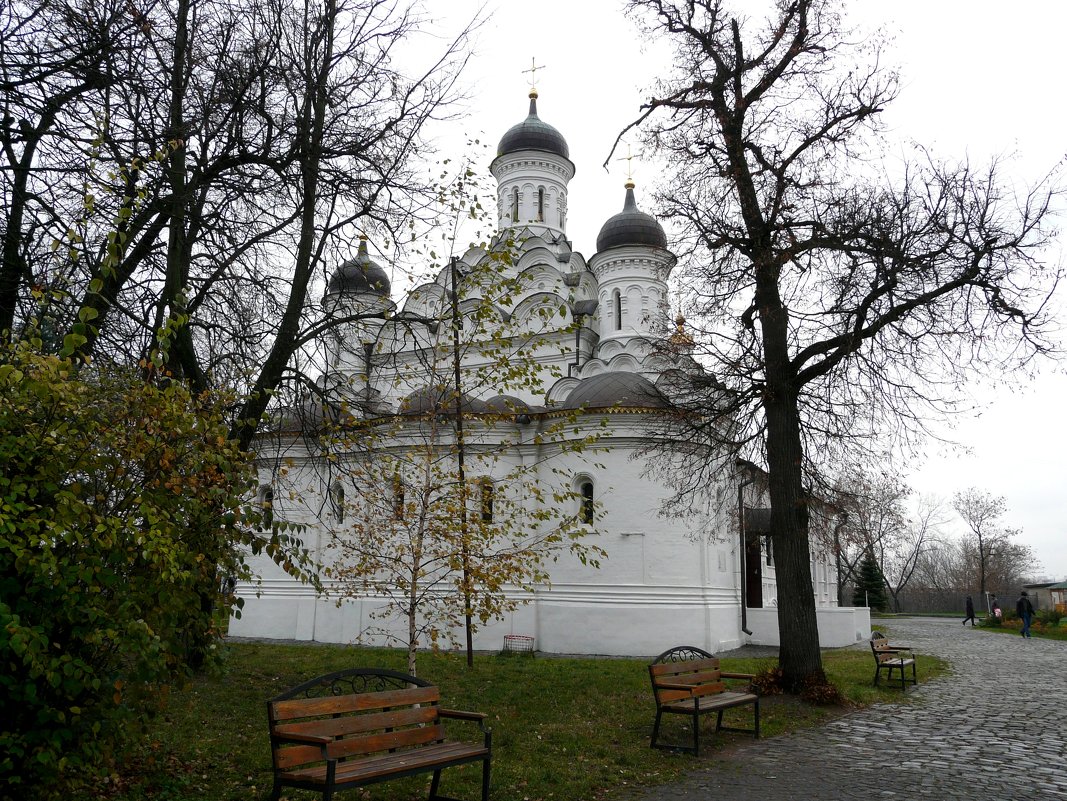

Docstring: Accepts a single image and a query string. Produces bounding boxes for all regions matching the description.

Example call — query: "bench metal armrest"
[439,708,492,746]
[275,731,332,745]
[438,708,487,722]
[272,729,332,762]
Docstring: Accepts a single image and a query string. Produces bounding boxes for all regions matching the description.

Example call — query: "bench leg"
[693,711,700,755]
[270,780,282,801]
[323,758,336,801]
[481,755,491,801]
[429,769,442,800]
[650,709,664,750]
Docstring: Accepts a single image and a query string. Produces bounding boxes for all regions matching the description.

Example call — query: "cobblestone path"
[630,618,1066,801]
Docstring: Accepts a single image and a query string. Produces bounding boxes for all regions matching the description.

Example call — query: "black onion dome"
[326,237,391,297]
[497,92,570,159]
[596,183,667,251]
[561,372,668,411]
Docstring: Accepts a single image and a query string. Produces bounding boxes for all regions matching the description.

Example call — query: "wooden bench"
[648,645,760,754]
[267,667,491,801]
[870,632,918,690]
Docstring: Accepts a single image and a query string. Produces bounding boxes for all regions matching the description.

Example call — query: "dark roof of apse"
[560,371,668,411]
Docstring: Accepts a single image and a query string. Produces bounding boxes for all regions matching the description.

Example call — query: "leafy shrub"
[799,674,845,706]
[0,343,280,799]
[1036,609,1061,626]
[749,665,785,696]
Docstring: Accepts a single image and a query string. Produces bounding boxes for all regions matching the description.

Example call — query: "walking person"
[962,595,977,626]
[1016,590,1035,638]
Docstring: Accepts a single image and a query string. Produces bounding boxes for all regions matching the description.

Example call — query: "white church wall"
[745,606,871,648]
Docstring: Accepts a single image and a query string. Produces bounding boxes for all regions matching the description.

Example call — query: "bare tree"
[3,0,477,454]
[960,486,1015,597]
[615,0,1061,687]
[0,0,144,339]
[881,494,948,611]
[833,471,910,595]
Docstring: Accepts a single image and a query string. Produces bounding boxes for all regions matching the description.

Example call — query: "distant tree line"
[835,474,1034,612]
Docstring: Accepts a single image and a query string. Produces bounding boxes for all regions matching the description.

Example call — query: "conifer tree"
[852,550,888,611]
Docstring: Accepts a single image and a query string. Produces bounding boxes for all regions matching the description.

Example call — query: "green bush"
[0,343,264,799]
[1035,609,1061,626]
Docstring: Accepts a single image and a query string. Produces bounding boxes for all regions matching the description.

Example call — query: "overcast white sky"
[425,1,1067,579]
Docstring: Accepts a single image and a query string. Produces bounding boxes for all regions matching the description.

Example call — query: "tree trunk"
[759,271,824,689]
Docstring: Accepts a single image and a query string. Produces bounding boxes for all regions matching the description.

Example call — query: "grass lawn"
[979,621,1067,641]
[98,641,948,801]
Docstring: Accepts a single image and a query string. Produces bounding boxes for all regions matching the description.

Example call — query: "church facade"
[229,91,869,655]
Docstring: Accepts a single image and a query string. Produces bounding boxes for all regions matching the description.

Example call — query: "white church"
[230,90,870,655]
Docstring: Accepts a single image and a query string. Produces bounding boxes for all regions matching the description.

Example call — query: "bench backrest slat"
[274,704,438,740]
[326,722,444,761]
[649,656,720,677]
[270,685,439,721]
[653,669,722,687]
[655,680,727,703]
[650,657,726,703]
[871,640,900,663]
[274,743,326,770]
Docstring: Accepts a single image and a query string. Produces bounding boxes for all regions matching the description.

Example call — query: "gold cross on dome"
[523,57,545,91]
[616,144,636,185]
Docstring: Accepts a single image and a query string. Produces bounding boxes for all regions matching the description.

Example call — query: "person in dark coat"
[963,595,977,626]
[1016,591,1035,638]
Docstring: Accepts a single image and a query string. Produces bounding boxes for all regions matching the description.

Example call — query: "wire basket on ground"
[501,634,535,656]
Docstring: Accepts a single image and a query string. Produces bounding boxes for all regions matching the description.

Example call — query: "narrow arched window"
[579,480,594,525]
[536,187,545,221]
[392,475,405,521]
[480,479,495,523]
[330,480,345,523]
[511,187,519,222]
[612,290,622,331]
[259,485,274,528]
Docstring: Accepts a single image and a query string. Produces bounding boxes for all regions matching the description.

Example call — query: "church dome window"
[392,474,405,520]
[479,479,496,523]
[330,480,345,523]
[258,485,275,528]
[578,478,595,525]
